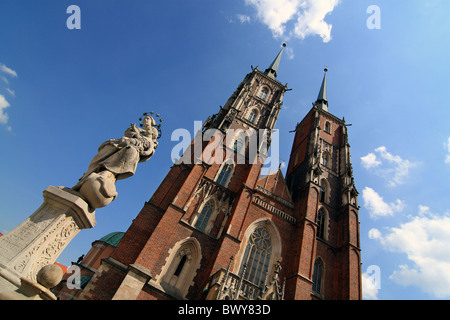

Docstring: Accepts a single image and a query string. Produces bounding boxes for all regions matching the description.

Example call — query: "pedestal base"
[0,186,96,293]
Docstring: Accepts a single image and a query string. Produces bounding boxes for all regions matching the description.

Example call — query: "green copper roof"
[264,43,286,79]
[98,232,125,247]
[80,274,93,289]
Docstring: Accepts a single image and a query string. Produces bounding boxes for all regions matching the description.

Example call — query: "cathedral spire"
[315,68,328,112]
[264,43,286,79]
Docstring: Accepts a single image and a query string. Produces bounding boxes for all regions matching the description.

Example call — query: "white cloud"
[445,137,450,164]
[244,0,340,42]
[360,146,418,187]
[285,46,295,60]
[373,207,450,298]
[236,14,251,24]
[361,153,381,169]
[6,88,15,97]
[0,63,18,78]
[375,146,417,186]
[0,94,10,124]
[1,76,8,85]
[0,63,17,130]
[418,205,432,217]
[368,228,382,240]
[292,0,340,43]
[362,187,405,219]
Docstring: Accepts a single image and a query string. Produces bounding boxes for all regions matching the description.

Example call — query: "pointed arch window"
[317,208,326,240]
[195,200,215,232]
[216,163,234,186]
[158,238,202,299]
[320,179,330,204]
[239,227,272,288]
[312,258,324,295]
[324,121,331,134]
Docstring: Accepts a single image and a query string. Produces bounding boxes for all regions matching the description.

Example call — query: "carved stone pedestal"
[0,186,96,293]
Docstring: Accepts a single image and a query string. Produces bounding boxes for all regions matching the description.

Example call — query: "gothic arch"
[312,257,325,295]
[245,106,261,124]
[214,159,235,187]
[257,85,271,101]
[191,196,220,234]
[234,218,282,288]
[157,237,202,299]
[317,206,329,241]
[320,178,330,204]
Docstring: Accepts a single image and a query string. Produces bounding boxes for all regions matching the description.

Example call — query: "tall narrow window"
[320,187,325,203]
[174,255,187,277]
[239,227,272,288]
[324,122,331,133]
[248,110,258,123]
[321,152,329,168]
[195,200,215,232]
[258,88,268,100]
[312,259,324,294]
[320,179,329,204]
[317,209,326,240]
[158,238,201,299]
[234,137,244,153]
[216,163,233,186]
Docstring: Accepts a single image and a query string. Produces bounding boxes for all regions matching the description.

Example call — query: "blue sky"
[1,0,449,300]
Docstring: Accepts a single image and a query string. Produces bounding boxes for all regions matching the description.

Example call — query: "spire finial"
[264,43,286,79]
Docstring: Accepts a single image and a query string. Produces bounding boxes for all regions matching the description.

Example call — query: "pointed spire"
[264,43,286,79]
[315,68,328,112]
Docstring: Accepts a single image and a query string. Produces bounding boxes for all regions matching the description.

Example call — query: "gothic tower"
[285,68,362,300]
[75,46,361,301]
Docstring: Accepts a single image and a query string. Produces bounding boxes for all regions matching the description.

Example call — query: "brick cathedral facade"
[69,45,362,300]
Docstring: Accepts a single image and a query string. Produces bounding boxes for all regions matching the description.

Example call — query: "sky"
[0,0,449,300]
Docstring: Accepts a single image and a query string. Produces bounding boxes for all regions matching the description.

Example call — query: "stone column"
[111,263,152,300]
[0,185,96,293]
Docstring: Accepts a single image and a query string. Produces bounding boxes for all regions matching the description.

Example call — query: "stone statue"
[73,114,160,209]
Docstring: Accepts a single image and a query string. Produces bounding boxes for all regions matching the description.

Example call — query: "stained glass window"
[239,228,272,288]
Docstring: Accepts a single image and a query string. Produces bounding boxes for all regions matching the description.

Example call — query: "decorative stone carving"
[0,186,95,292]
[0,265,63,300]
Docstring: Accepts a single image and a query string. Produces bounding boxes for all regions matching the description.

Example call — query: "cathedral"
[54,44,362,300]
